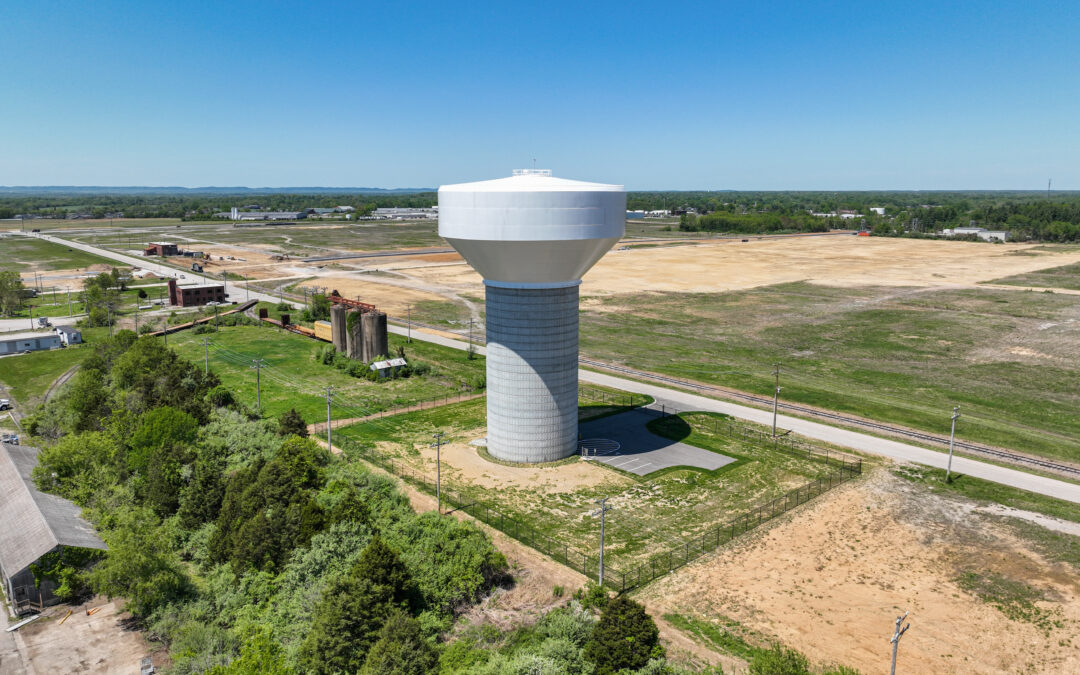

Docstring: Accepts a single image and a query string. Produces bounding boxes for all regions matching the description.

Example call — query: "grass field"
[333,400,847,575]
[0,343,94,407]
[167,324,485,421]
[5,237,123,273]
[580,282,1080,463]
[987,261,1080,291]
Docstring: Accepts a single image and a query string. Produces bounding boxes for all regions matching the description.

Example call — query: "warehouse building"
[0,443,107,614]
[167,279,226,307]
[0,331,62,355]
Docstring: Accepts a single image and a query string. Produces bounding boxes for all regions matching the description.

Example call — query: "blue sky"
[1,0,1077,189]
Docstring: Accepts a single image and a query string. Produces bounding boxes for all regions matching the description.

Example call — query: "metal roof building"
[0,443,106,614]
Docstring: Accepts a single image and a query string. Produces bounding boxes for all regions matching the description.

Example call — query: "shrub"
[749,645,812,675]
[584,596,663,674]
[359,609,437,675]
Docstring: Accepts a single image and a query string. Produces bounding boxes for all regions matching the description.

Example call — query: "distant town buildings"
[226,208,308,221]
[869,207,886,216]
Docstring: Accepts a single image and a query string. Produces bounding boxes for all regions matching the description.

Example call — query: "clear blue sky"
[1,0,1077,189]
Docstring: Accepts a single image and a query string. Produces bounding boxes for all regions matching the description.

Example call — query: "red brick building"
[144,243,179,256]
[167,279,225,307]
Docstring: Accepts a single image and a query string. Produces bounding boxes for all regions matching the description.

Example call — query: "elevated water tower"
[439,170,625,462]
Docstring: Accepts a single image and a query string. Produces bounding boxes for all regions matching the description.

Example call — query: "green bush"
[584,595,663,675]
[749,645,812,675]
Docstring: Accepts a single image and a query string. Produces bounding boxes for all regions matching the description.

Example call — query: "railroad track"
[390,316,1080,478]
[578,358,1080,478]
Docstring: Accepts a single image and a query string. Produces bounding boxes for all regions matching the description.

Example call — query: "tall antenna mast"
[1048,178,1052,199]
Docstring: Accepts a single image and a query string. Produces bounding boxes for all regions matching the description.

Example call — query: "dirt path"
[635,469,1080,674]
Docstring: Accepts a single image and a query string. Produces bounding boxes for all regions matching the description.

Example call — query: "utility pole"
[467,317,475,359]
[407,305,412,343]
[889,611,910,675]
[592,497,613,586]
[221,270,227,297]
[67,289,71,316]
[431,432,444,514]
[946,406,961,483]
[202,338,211,375]
[325,386,334,451]
[107,306,113,336]
[772,362,782,437]
[250,358,265,412]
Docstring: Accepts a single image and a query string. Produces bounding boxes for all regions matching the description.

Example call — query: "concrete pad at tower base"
[579,407,736,476]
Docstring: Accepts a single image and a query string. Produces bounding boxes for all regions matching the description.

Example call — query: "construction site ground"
[636,468,1080,675]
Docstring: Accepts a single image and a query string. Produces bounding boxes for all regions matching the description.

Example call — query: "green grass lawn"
[5,237,124,273]
[5,283,171,320]
[0,344,93,407]
[985,261,1080,291]
[333,402,848,575]
[580,283,1080,463]
[167,324,485,421]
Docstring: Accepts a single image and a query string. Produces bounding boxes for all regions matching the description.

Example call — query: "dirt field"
[296,275,453,315]
[398,237,1080,296]
[408,431,635,493]
[2,598,160,674]
[637,469,1080,674]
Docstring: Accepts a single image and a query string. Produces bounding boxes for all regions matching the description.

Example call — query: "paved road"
[23,233,294,308]
[387,324,1080,504]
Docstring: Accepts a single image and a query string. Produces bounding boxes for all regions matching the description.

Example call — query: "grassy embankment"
[5,237,124,273]
[986,261,1080,291]
[333,400,847,573]
[167,324,485,421]
[579,282,1080,464]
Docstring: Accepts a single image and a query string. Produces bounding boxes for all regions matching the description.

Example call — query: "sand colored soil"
[6,598,161,673]
[637,469,1080,674]
[19,263,118,291]
[297,275,453,315]
[408,433,634,494]
[400,237,1080,296]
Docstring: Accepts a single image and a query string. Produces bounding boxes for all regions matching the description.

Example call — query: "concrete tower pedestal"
[485,283,579,462]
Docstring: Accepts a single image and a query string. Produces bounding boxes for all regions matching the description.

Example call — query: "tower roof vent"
[512,169,552,176]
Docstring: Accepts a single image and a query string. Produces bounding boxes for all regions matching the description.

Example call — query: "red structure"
[144,243,180,256]
[328,293,376,312]
[167,279,225,307]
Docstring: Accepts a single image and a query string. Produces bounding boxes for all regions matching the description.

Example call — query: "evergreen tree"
[298,568,394,673]
[584,595,663,674]
[360,609,437,675]
[277,407,309,438]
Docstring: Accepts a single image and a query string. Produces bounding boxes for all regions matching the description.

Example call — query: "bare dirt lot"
[2,598,160,674]
[296,275,452,315]
[396,236,1080,296]
[637,469,1080,675]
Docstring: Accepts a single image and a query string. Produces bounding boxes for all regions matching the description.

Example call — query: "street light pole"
[889,611,910,675]
[250,358,265,412]
[771,362,782,437]
[592,497,613,586]
[325,386,334,451]
[946,406,961,483]
[431,432,444,514]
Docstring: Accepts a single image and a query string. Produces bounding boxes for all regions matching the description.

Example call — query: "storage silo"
[345,309,364,360]
[361,311,388,362]
[438,170,625,463]
[330,304,348,353]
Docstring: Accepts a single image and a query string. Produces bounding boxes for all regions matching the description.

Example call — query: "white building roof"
[0,331,60,343]
[439,170,622,193]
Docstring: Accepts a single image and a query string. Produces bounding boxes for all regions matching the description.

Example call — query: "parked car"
[0,399,12,410]
[1,434,18,445]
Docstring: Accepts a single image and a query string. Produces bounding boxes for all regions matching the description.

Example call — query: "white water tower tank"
[439,170,625,463]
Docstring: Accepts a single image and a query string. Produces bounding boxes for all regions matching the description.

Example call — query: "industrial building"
[167,278,226,307]
[0,331,62,355]
[439,169,625,463]
[942,226,1009,242]
[228,208,307,221]
[322,297,388,362]
[369,207,439,220]
[0,443,107,614]
[144,242,180,256]
[54,325,82,346]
